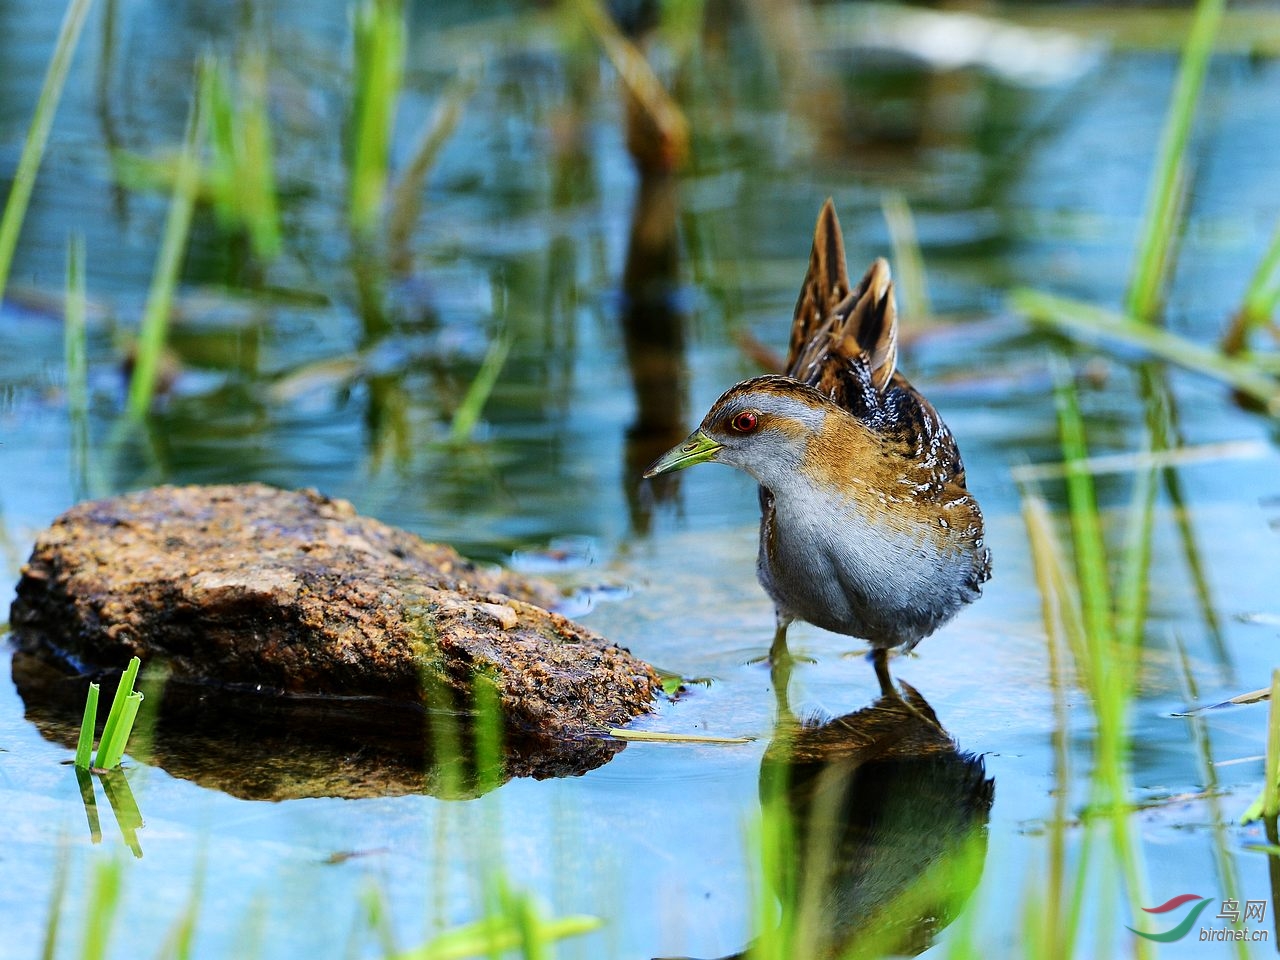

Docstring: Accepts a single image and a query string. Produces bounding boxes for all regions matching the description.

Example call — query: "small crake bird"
[644,200,990,692]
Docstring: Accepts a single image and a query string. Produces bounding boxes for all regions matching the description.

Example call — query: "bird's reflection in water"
[756,678,995,959]
[667,672,993,960]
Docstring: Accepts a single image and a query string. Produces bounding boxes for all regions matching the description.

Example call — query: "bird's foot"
[746,644,816,667]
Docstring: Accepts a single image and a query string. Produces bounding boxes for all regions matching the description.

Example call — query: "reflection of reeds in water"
[621,168,689,532]
[0,0,95,307]
[65,235,90,500]
[125,65,204,420]
[600,0,693,531]
[1018,367,1151,954]
[1012,0,1280,415]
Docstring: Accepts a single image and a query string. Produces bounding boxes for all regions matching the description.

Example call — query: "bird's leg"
[871,650,938,727]
[749,614,815,666]
[872,647,896,699]
[769,615,791,664]
[770,648,795,724]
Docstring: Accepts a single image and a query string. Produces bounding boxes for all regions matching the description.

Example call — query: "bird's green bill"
[643,430,723,478]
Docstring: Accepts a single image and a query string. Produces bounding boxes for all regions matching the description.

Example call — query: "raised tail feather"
[788,198,851,372]
[787,200,900,395]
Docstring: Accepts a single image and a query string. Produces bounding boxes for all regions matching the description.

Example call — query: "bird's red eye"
[731,411,759,433]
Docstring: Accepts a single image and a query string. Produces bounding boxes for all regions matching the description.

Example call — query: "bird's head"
[643,375,848,489]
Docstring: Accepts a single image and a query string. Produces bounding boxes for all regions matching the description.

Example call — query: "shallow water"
[3,1,1280,958]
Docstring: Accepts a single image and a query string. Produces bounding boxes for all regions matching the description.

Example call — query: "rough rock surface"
[9,484,659,746]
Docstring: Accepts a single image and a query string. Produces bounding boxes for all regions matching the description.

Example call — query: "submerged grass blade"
[75,682,100,770]
[0,0,96,305]
[126,69,204,419]
[1012,288,1280,414]
[1125,0,1225,322]
[448,337,511,444]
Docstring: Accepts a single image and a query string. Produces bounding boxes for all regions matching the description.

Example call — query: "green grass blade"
[202,51,281,261]
[1051,359,1113,675]
[1113,374,1161,659]
[237,48,281,260]
[65,234,90,498]
[1224,218,1280,352]
[82,858,123,960]
[389,914,602,960]
[1012,288,1280,414]
[75,682,100,769]
[94,656,141,769]
[1125,0,1225,322]
[1020,489,1078,956]
[1241,668,1280,824]
[881,191,932,321]
[387,73,475,273]
[349,0,405,239]
[1054,364,1152,949]
[39,842,71,960]
[448,337,511,444]
[0,0,96,305]
[1264,670,1280,820]
[126,68,204,419]
[95,691,143,770]
[1242,220,1280,322]
[202,57,236,227]
[1020,487,1103,958]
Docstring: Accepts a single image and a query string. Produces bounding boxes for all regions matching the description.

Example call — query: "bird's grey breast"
[758,482,979,648]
